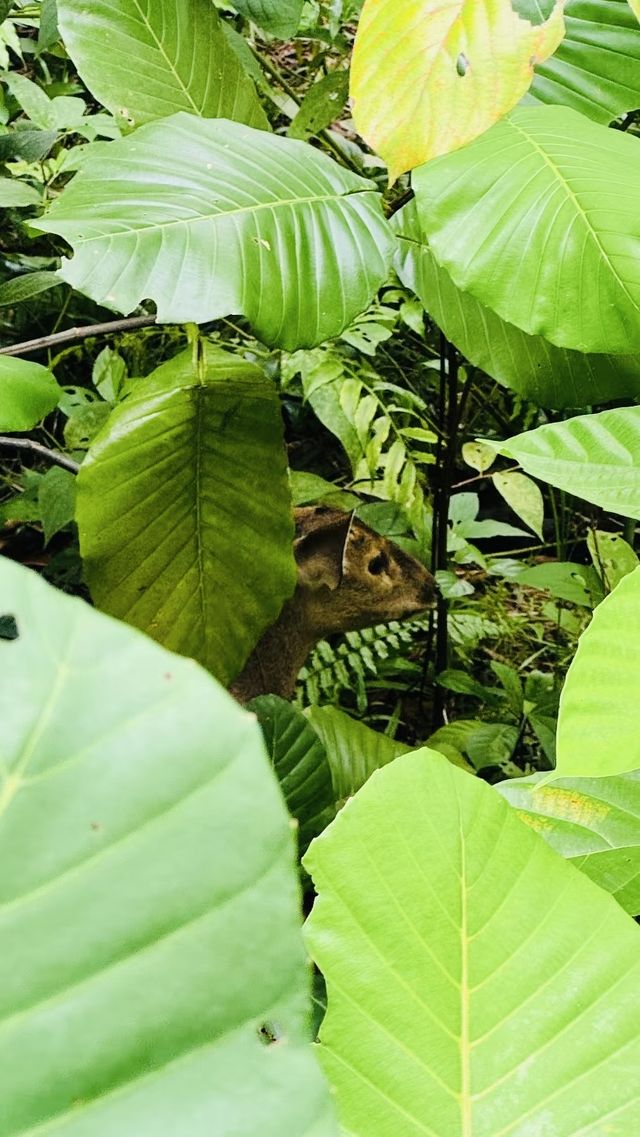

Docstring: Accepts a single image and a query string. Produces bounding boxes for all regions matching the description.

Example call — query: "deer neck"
[230,593,318,703]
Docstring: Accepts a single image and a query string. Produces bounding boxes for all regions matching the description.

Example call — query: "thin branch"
[0,435,80,473]
[0,315,157,357]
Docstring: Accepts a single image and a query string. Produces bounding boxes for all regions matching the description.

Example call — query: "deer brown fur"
[231,506,436,703]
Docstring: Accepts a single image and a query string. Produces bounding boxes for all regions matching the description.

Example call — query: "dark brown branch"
[0,315,157,357]
[0,435,80,473]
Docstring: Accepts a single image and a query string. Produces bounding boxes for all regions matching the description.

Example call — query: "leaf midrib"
[509,115,640,318]
[57,188,374,245]
[128,0,203,118]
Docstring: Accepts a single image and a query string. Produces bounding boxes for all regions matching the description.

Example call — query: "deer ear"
[294,515,352,591]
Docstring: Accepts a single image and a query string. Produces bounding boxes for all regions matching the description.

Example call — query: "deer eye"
[368,552,389,576]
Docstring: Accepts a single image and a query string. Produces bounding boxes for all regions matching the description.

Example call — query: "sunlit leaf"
[0,177,41,207]
[304,750,640,1135]
[0,557,339,1137]
[498,771,640,916]
[36,114,394,350]
[393,200,640,409]
[493,406,640,519]
[493,471,544,539]
[588,530,639,592]
[351,0,564,180]
[556,566,640,778]
[57,0,268,130]
[413,106,640,353]
[0,356,60,431]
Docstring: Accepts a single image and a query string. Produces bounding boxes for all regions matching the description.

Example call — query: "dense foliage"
[1,1,640,1133]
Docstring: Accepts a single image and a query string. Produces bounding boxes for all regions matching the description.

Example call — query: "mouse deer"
[231,506,436,703]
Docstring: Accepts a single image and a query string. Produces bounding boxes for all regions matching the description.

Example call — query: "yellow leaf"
[351,0,565,181]
[630,0,640,22]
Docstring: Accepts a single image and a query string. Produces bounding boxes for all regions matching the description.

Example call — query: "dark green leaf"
[0,129,58,162]
[233,0,304,37]
[63,401,111,450]
[466,722,519,768]
[529,0,640,124]
[0,271,62,307]
[76,346,296,686]
[306,706,409,801]
[250,695,335,854]
[37,466,76,545]
[288,71,349,140]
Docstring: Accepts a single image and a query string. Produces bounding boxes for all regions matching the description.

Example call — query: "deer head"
[231,506,436,703]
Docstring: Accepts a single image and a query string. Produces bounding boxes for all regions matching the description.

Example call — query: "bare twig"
[0,435,79,473]
[0,315,157,357]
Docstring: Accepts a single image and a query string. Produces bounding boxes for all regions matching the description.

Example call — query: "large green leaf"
[36,113,393,350]
[0,556,338,1137]
[556,566,640,778]
[528,0,640,123]
[498,772,640,916]
[250,695,336,855]
[393,200,640,409]
[413,106,640,354]
[350,0,564,180]
[233,0,304,37]
[0,355,60,431]
[494,406,640,518]
[306,705,409,801]
[304,749,640,1136]
[76,345,296,686]
[57,0,268,130]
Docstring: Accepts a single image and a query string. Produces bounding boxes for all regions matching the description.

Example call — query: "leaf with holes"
[527,0,640,123]
[233,0,304,37]
[288,71,350,141]
[392,200,640,409]
[350,0,564,180]
[0,556,339,1137]
[492,406,640,519]
[304,749,640,1136]
[413,106,640,353]
[0,355,60,431]
[75,345,296,686]
[556,566,640,778]
[35,114,394,350]
[497,771,640,916]
[57,0,268,131]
